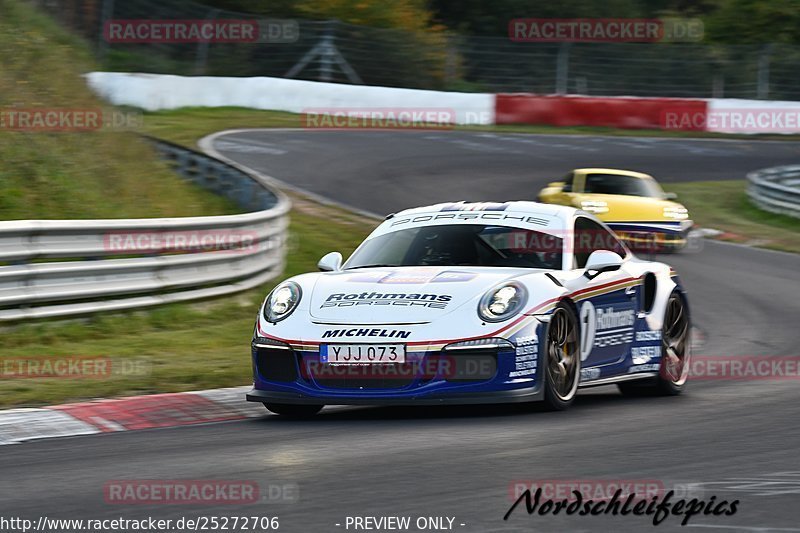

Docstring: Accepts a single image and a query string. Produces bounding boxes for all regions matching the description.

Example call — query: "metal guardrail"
[0,139,291,321]
[747,165,800,219]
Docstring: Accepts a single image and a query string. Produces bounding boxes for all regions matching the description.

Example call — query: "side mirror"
[547,181,565,189]
[584,250,623,279]
[317,252,343,272]
[664,192,678,200]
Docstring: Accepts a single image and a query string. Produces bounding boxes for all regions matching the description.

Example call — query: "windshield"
[345,224,563,270]
[583,173,664,198]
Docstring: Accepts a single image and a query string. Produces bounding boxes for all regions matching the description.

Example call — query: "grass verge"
[0,0,236,219]
[663,181,800,253]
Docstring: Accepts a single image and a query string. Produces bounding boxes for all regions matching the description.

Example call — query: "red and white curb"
[0,386,262,446]
[0,326,705,446]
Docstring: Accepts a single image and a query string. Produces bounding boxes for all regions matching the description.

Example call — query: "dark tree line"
[196,0,800,44]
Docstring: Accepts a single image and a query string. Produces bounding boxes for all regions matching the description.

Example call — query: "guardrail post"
[97,0,115,62]
[556,43,571,95]
[756,44,773,99]
[195,8,221,75]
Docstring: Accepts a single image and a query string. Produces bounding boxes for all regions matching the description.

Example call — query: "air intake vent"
[255,347,298,382]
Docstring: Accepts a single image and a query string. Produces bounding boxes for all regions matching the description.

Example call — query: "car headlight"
[580,200,609,214]
[478,282,528,323]
[263,281,301,323]
[663,206,689,219]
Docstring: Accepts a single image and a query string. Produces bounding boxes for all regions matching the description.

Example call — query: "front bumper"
[607,220,693,250]
[248,339,543,406]
[246,386,543,406]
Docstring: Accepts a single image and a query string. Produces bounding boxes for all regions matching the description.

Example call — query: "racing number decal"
[579,301,597,361]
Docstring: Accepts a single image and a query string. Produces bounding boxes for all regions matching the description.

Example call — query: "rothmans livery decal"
[596,307,635,329]
[631,345,661,364]
[511,334,538,378]
[579,302,636,358]
[636,330,661,342]
[628,363,660,373]
[259,276,642,353]
[321,292,453,309]
[580,367,601,381]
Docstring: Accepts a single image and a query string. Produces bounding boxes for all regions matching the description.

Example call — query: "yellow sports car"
[537,168,692,251]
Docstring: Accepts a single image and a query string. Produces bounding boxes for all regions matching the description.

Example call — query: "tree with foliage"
[197,0,436,30]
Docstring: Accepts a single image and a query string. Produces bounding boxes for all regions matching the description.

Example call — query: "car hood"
[578,194,686,222]
[307,266,534,324]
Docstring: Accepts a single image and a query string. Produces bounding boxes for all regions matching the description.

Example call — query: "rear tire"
[263,403,323,418]
[542,302,581,411]
[619,292,690,397]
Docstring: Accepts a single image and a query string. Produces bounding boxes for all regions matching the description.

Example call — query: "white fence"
[85,72,496,125]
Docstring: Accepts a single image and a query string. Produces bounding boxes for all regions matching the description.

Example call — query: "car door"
[571,217,637,369]
[540,171,577,206]
[558,171,577,205]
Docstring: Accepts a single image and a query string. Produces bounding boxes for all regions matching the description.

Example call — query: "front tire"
[263,403,323,418]
[619,292,690,397]
[542,303,581,410]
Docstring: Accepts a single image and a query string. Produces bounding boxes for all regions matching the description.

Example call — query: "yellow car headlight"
[663,206,689,220]
[580,200,609,214]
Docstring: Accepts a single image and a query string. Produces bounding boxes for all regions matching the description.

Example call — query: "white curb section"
[0,408,100,446]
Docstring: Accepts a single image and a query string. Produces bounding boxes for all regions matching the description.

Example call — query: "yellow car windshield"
[583,174,663,198]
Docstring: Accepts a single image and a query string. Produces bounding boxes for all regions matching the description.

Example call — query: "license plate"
[320,344,406,364]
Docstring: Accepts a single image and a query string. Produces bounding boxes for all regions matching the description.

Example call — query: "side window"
[562,172,574,192]
[573,217,627,269]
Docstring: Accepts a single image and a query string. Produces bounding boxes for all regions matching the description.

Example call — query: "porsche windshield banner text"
[389,211,552,227]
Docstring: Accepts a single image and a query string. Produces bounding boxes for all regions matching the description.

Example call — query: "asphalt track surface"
[3,130,800,533]
[211,129,800,215]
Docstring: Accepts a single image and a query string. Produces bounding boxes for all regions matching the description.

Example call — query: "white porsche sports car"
[248,201,690,416]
